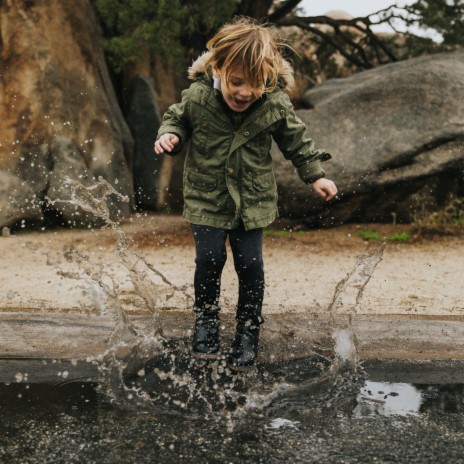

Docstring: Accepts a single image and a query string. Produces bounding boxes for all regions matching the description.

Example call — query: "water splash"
[6,176,379,420]
[333,328,358,369]
[328,243,386,371]
[46,176,193,404]
[125,342,334,430]
[46,177,334,418]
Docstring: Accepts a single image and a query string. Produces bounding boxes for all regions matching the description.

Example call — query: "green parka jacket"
[157,52,331,230]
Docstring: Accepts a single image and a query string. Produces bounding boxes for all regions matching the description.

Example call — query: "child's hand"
[154,133,180,154]
[311,178,338,201]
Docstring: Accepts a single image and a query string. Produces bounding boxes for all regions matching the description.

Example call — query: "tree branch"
[277,17,371,68]
[275,12,400,68]
[268,0,303,22]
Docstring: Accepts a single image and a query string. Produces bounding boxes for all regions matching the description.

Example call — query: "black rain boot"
[227,312,264,372]
[192,304,221,359]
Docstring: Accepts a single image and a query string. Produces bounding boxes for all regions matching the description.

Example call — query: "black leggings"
[191,223,264,319]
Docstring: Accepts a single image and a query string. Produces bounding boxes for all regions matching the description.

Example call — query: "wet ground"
[1,355,463,464]
[1,192,463,463]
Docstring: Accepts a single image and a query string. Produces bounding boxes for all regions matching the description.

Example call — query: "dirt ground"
[1,213,463,360]
[1,213,462,317]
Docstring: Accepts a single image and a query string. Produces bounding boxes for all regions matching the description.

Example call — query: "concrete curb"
[1,311,463,361]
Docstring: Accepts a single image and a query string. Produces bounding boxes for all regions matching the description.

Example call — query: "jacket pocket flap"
[187,171,217,192]
[252,172,273,191]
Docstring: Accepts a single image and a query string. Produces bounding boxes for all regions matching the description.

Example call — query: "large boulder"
[0,0,133,228]
[274,51,464,226]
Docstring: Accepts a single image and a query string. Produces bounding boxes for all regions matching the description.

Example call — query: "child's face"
[213,65,265,113]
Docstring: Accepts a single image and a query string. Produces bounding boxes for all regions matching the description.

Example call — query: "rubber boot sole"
[192,351,220,360]
[227,361,255,372]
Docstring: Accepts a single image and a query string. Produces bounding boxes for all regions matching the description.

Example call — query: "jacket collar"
[188,51,295,90]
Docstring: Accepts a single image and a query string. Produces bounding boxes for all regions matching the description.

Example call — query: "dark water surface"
[1,356,463,464]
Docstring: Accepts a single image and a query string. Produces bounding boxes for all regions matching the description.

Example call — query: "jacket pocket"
[187,171,217,192]
[252,172,274,191]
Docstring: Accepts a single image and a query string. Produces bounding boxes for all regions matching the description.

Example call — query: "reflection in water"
[356,381,464,417]
[355,381,422,416]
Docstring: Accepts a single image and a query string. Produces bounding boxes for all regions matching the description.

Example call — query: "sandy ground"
[1,214,462,316]
[0,214,463,360]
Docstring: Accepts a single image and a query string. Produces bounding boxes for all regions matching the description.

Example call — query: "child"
[154,17,337,371]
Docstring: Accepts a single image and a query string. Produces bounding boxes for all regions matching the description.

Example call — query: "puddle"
[0,382,98,418]
[355,359,464,417]
[4,358,463,418]
[1,359,464,463]
[356,381,422,416]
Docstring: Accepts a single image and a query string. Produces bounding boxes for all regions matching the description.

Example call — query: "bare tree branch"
[277,16,371,68]
[262,3,434,70]
[268,0,303,22]
[274,11,401,68]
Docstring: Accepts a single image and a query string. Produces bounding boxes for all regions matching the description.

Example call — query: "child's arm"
[154,88,192,156]
[273,94,337,200]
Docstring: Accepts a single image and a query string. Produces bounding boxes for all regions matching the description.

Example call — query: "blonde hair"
[205,17,293,92]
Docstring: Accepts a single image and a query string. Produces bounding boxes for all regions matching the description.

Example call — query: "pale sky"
[299,0,440,40]
[299,0,414,18]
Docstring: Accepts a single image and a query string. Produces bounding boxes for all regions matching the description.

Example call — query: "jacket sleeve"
[156,87,193,156]
[272,93,331,184]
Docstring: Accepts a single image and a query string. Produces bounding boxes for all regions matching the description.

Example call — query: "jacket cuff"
[305,171,326,184]
[297,160,325,184]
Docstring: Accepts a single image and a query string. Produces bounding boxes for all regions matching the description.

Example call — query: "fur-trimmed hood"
[187,51,294,90]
